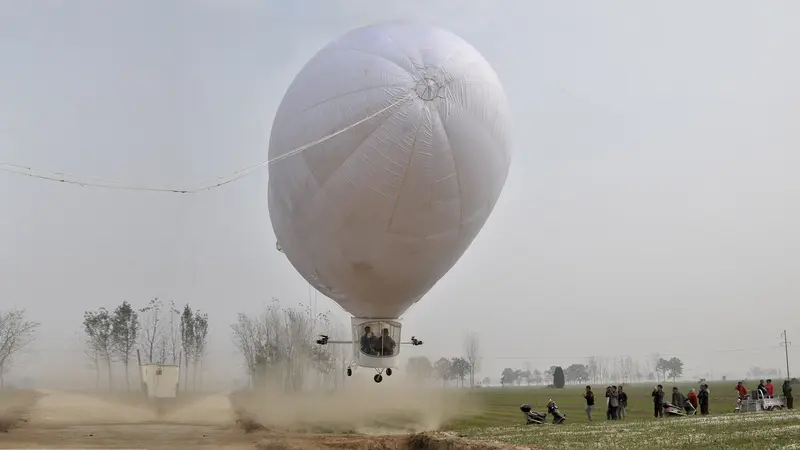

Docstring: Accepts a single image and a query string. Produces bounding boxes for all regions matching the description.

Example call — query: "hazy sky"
[1,0,799,385]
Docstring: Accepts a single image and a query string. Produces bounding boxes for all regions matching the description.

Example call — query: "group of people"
[582,385,629,421]
[582,380,794,422]
[359,325,397,356]
[652,384,710,416]
[736,379,794,409]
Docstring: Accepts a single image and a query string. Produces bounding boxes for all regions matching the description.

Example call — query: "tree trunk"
[106,359,113,390]
[124,359,130,390]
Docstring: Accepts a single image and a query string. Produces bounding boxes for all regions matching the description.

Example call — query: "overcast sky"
[1,0,798,386]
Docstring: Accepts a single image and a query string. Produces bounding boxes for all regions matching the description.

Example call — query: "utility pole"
[780,330,792,380]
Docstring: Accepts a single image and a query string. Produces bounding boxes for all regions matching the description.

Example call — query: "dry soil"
[0,389,525,450]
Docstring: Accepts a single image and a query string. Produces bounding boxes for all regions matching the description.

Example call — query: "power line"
[485,345,787,361]
[0,93,414,194]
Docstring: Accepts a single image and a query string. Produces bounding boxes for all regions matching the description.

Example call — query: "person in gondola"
[376,327,396,356]
[360,326,377,355]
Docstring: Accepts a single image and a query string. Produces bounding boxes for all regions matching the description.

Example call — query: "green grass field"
[443,381,799,449]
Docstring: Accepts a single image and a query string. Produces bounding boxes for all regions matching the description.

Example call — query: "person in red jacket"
[735,381,748,399]
[687,388,699,410]
[765,379,775,398]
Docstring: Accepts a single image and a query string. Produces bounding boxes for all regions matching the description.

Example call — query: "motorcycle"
[547,399,567,424]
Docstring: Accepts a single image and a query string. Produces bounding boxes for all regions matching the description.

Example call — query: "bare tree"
[193,311,209,390]
[587,357,598,383]
[231,312,260,386]
[84,340,101,389]
[523,362,533,386]
[632,358,643,383]
[84,308,114,389]
[0,308,40,388]
[179,304,195,389]
[231,298,345,392]
[650,353,661,383]
[111,301,140,390]
[162,301,181,364]
[618,356,633,384]
[139,298,165,364]
[597,357,609,384]
[463,332,481,388]
[532,369,542,385]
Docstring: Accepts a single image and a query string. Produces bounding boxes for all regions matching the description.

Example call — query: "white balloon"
[268,22,512,319]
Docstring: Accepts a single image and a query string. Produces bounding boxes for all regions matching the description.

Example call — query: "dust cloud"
[0,378,494,450]
[22,389,236,426]
[232,373,476,434]
[1,347,486,449]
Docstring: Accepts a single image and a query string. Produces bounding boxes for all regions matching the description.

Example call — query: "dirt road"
[0,390,523,450]
[0,390,259,449]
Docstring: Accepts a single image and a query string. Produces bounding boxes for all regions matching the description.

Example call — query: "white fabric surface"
[268,22,512,318]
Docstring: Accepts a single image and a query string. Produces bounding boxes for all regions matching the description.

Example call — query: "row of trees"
[501,365,586,387]
[230,305,487,392]
[231,298,348,392]
[404,331,482,388]
[82,298,209,391]
[747,366,782,378]
[406,356,473,387]
[498,356,686,388]
[0,308,40,388]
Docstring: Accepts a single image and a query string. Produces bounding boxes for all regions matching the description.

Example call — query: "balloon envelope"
[268,22,512,318]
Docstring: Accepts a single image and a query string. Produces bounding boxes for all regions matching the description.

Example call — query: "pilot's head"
[364,326,371,334]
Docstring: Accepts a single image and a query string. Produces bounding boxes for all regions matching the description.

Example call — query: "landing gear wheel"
[374,374,383,383]
[386,368,393,377]
[347,368,352,377]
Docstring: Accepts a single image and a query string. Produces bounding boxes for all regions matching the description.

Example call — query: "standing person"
[652,385,665,418]
[672,387,686,412]
[698,384,710,415]
[605,386,612,420]
[783,380,793,409]
[608,386,620,420]
[765,379,775,398]
[584,386,595,421]
[618,386,628,419]
[757,380,767,396]
[687,389,698,415]
[735,381,748,399]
